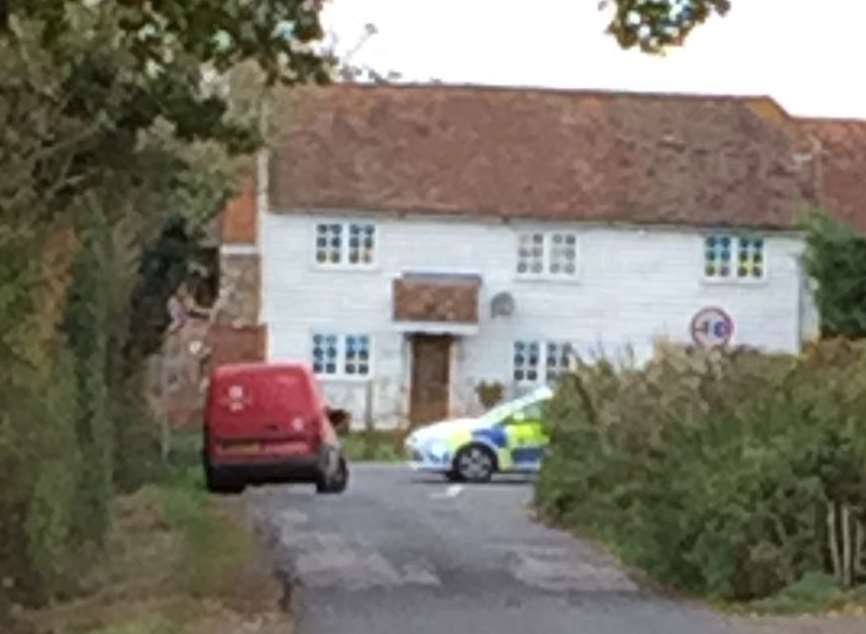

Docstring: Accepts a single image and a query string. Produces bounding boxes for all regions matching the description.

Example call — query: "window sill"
[513,379,548,387]
[311,264,381,273]
[513,275,581,285]
[316,375,374,384]
[700,276,769,288]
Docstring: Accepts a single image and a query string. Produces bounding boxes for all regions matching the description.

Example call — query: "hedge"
[535,340,866,601]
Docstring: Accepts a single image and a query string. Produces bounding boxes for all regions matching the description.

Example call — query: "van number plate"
[222,442,260,455]
[271,441,308,454]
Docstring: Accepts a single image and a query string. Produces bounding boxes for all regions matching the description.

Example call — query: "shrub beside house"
[536,333,866,603]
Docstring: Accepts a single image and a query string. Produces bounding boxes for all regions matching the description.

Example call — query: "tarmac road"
[247,463,750,634]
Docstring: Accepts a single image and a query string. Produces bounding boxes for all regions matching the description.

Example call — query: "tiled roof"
[799,119,866,233]
[268,84,866,231]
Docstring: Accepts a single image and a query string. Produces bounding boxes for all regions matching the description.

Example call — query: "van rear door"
[207,365,321,454]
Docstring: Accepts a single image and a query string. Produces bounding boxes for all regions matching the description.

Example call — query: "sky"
[321,0,866,120]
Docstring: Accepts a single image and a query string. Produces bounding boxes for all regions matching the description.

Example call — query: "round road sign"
[690,307,734,348]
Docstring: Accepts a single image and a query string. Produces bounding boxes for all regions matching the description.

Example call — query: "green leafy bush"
[535,340,866,602]
[21,350,84,602]
[476,381,505,409]
[803,212,866,339]
[0,0,329,621]
[751,572,842,614]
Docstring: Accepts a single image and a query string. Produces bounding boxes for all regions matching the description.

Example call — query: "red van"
[202,362,349,494]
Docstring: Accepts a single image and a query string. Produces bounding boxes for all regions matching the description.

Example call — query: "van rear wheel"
[204,459,244,495]
[316,453,349,494]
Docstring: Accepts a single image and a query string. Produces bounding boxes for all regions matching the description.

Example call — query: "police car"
[404,386,554,483]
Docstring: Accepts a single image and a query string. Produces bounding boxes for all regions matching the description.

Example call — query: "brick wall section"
[206,324,267,372]
[162,318,211,429]
[213,253,261,326]
[393,275,480,323]
[220,177,257,244]
[151,176,264,428]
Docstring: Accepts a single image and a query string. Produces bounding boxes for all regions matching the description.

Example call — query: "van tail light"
[289,415,320,442]
[289,415,318,434]
[309,415,325,451]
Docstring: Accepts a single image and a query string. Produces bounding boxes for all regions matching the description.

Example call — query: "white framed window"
[513,341,542,383]
[704,234,765,281]
[514,340,574,384]
[315,222,376,267]
[312,333,373,378]
[344,335,372,376]
[544,341,574,382]
[516,231,578,278]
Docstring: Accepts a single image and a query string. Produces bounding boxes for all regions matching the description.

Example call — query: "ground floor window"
[513,340,574,384]
[312,333,372,378]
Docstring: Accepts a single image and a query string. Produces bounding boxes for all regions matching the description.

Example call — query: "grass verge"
[728,573,866,618]
[20,464,289,634]
[340,430,404,462]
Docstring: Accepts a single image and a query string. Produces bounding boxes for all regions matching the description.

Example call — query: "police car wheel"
[455,445,495,483]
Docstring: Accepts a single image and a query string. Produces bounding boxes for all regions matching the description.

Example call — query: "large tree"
[0,1,333,616]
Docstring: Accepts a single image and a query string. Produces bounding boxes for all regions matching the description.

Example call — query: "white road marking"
[431,484,463,499]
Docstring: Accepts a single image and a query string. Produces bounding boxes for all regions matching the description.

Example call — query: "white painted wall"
[259,209,812,429]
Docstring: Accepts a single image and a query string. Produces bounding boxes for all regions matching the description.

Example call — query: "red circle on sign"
[690,307,734,348]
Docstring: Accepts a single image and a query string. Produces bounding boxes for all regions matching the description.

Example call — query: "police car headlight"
[426,439,449,459]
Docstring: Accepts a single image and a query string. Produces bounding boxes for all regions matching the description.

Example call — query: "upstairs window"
[704,235,765,280]
[516,232,578,278]
[315,222,376,267]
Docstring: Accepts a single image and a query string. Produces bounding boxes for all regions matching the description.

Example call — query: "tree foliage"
[6,0,330,84]
[803,212,866,340]
[605,0,731,53]
[2,1,331,226]
[0,0,331,619]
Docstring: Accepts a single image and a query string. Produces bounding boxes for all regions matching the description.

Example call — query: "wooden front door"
[409,335,452,425]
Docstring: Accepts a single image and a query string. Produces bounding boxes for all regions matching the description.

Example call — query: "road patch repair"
[257,506,442,593]
[505,545,637,594]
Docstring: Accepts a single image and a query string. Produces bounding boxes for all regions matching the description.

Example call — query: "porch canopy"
[392,272,481,335]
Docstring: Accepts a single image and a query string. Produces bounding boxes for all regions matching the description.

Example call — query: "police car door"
[503,402,546,468]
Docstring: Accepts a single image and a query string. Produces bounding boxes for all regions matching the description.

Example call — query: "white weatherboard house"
[222,85,866,429]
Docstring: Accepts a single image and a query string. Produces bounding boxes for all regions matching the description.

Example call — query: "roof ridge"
[797,114,866,125]
[311,81,785,109]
